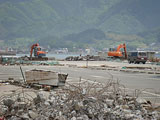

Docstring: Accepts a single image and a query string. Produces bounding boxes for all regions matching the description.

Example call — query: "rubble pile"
[0,81,160,120]
[65,55,106,61]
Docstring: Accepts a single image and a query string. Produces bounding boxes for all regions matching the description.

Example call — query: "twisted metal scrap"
[0,88,36,118]
[0,80,159,119]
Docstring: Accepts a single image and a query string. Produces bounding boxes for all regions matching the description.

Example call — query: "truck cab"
[128,51,147,64]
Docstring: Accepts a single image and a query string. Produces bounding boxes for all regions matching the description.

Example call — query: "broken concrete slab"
[25,69,68,86]
[28,110,39,119]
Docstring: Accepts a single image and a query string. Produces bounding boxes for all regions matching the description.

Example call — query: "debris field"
[0,80,160,120]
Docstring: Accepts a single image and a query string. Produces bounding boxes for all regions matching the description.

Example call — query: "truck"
[127,51,147,64]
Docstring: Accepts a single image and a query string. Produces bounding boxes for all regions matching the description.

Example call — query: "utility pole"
[86,55,89,67]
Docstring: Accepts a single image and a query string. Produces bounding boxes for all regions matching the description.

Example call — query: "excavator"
[29,43,48,61]
[107,43,127,59]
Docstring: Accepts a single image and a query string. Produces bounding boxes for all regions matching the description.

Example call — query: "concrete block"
[25,69,68,86]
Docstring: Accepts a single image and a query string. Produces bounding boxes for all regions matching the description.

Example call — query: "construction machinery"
[108,43,127,59]
[30,43,48,61]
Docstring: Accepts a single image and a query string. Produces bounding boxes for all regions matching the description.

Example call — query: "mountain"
[0,0,160,50]
[98,0,160,33]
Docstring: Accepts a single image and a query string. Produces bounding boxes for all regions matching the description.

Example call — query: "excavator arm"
[116,43,127,59]
[30,43,39,58]
[123,43,127,59]
[116,44,125,52]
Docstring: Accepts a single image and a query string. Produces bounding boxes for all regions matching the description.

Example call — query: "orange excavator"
[108,43,127,59]
[30,43,48,60]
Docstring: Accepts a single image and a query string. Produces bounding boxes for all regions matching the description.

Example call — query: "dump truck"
[127,51,148,64]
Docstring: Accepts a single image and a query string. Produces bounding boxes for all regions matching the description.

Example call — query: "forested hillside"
[0,0,160,51]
